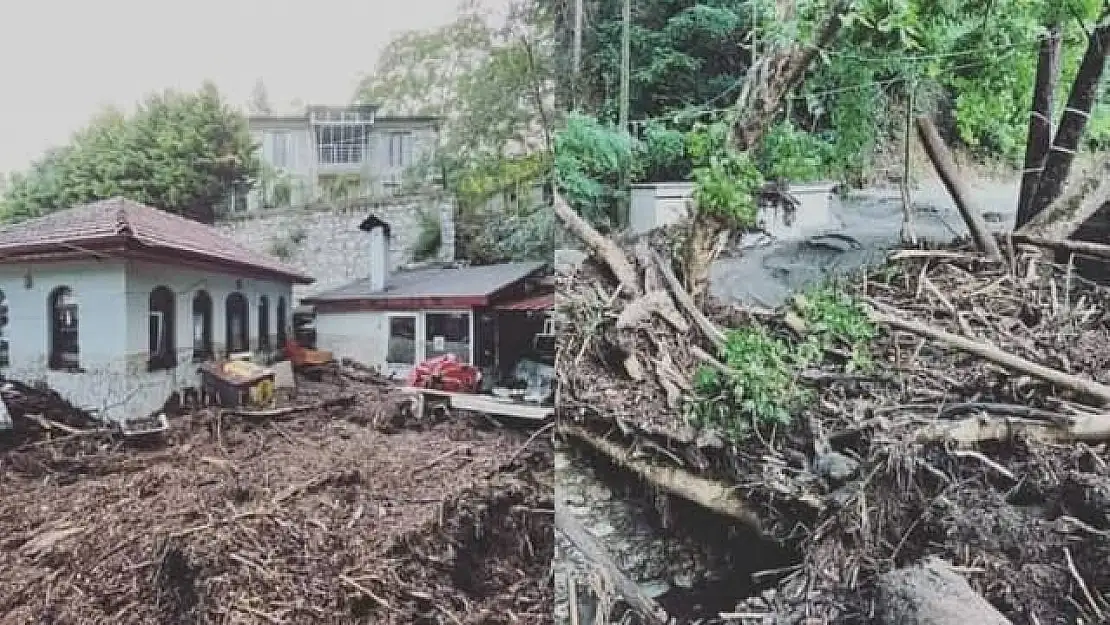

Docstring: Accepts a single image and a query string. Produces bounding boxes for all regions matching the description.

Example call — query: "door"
[384,314,418,378]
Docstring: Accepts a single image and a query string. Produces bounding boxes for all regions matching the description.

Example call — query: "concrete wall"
[216,196,457,302]
[315,310,388,372]
[0,259,293,423]
[0,260,129,417]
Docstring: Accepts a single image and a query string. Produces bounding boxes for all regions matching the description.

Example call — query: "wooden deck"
[402,387,553,422]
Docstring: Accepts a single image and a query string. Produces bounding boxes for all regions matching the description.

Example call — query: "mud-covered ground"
[0,369,553,624]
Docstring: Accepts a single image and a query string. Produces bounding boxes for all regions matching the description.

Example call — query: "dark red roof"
[0,197,313,284]
[494,293,554,311]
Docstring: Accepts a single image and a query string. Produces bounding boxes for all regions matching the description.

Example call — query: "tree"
[248,79,274,115]
[1,82,258,224]
[356,0,556,263]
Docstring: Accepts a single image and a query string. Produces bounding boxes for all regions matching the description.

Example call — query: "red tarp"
[407,354,482,393]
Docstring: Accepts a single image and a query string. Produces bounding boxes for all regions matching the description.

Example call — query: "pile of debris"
[0,371,553,624]
[556,216,1110,624]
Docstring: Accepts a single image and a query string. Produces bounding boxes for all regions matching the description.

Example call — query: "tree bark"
[1025,13,1110,221]
[731,0,852,151]
[1018,155,1110,240]
[555,507,671,625]
[1015,25,1062,228]
[914,117,1003,261]
[553,191,642,297]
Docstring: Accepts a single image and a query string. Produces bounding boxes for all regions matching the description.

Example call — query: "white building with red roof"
[0,197,314,422]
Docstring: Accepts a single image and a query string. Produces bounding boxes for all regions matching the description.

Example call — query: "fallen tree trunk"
[916,411,1110,445]
[559,423,766,526]
[554,191,641,297]
[1025,10,1110,222]
[872,310,1110,406]
[1007,232,1110,260]
[1015,25,1062,228]
[1017,155,1110,240]
[555,507,671,625]
[915,117,1003,261]
[652,250,727,350]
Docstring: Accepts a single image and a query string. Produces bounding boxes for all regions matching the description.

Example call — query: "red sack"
[407,354,481,393]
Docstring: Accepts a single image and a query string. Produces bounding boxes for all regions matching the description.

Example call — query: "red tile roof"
[0,197,313,284]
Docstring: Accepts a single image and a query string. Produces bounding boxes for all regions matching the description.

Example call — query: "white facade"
[245,108,440,211]
[0,259,293,422]
[315,309,475,378]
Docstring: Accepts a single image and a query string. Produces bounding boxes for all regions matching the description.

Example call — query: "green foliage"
[568,0,1109,183]
[413,208,444,261]
[689,285,875,440]
[686,121,764,226]
[554,114,634,228]
[1,83,257,223]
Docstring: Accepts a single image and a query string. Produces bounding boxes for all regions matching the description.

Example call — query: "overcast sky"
[0,0,508,174]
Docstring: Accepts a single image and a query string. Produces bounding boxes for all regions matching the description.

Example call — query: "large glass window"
[276,296,288,349]
[425,312,471,363]
[49,287,79,370]
[148,286,177,371]
[386,315,417,366]
[225,293,249,354]
[193,291,213,361]
[258,296,271,351]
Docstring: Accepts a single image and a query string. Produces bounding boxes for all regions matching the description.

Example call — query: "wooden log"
[915,117,1003,261]
[1006,233,1110,260]
[223,395,357,420]
[1026,11,1110,222]
[651,250,727,350]
[915,412,1110,445]
[555,507,671,625]
[559,423,770,526]
[1015,25,1062,228]
[554,191,642,297]
[872,310,1110,406]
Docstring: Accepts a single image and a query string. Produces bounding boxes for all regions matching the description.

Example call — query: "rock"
[695,427,726,450]
[815,451,859,484]
[876,558,1014,625]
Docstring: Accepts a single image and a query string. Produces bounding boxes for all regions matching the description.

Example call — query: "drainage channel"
[554,438,798,624]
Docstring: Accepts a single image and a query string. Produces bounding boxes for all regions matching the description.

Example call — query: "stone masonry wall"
[216,194,456,303]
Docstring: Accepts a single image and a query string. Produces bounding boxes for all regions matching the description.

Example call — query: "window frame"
[225,292,250,355]
[258,295,271,352]
[148,286,177,372]
[192,290,214,362]
[48,286,80,372]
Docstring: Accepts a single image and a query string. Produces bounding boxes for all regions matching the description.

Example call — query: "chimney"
[369,225,389,292]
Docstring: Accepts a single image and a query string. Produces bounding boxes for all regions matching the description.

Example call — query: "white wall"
[0,260,129,417]
[315,310,388,371]
[0,258,294,423]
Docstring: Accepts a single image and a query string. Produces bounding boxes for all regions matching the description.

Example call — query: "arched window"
[258,296,271,351]
[148,286,177,371]
[276,296,288,350]
[0,289,9,368]
[49,287,79,370]
[192,290,213,362]
[225,293,249,354]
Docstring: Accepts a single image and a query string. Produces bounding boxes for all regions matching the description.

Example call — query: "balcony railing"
[317,144,364,165]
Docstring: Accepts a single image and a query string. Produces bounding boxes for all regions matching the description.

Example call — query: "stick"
[1064,547,1105,622]
[339,574,397,612]
[555,508,671,625]
[554,191,641,297]
[915,117,1003,260]
[872,310,1110,406]
[1007,233,1110,260]
[415,446,469,473]
[652,250,727,350]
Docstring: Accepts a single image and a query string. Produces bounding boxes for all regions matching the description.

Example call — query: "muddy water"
[555,177,1021,624]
